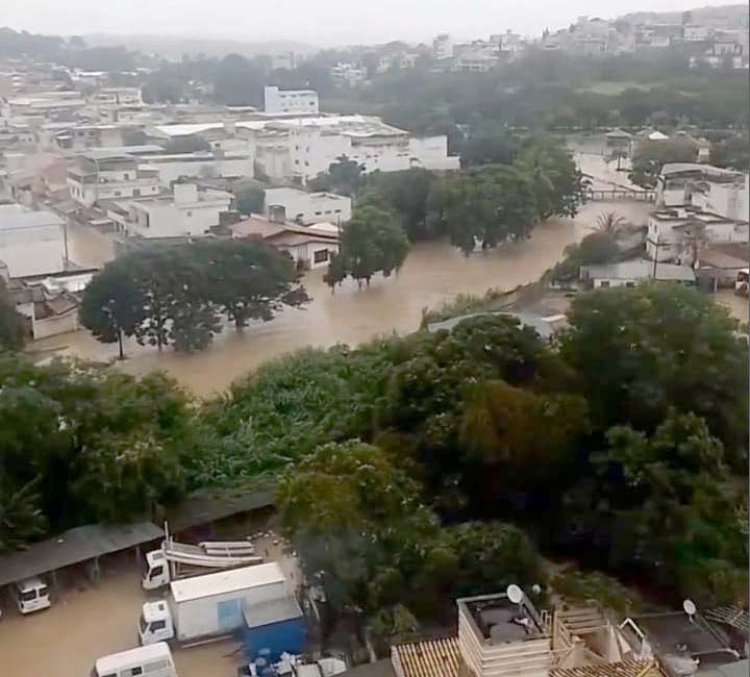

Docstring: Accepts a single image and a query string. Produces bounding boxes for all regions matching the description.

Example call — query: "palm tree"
[595,211,628,235]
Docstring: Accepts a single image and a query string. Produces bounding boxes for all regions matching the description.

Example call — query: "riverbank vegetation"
[4,285,747,624]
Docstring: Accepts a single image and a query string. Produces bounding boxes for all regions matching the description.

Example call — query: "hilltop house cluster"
[0,65,459,340]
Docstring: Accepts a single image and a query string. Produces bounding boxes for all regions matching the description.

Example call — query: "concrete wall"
[127,198,231,239]
[0,222,66,278]
[142,155,254,186]
[264,189,351,225]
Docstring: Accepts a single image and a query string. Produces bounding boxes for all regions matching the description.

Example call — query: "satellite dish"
[531,584,542,596]
[683,599,697,617]
[506,584,524,604]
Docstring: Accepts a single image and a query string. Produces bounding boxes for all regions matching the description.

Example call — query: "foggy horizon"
[1,0,742,47]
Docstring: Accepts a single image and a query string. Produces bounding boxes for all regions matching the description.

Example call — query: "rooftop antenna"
[506,584,524,605]
[683,599,697,623]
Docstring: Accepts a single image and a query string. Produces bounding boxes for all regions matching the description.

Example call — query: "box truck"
[139,562,289,646]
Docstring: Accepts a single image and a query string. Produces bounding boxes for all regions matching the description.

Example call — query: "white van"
[93,642,177,677]
[15,578,51,614]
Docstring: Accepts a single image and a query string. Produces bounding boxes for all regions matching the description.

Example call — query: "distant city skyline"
[1,0,743,47]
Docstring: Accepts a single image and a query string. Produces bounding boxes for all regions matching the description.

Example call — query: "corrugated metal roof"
[170,562,284,603]
[0,522,164,587]
[391,637,461,677]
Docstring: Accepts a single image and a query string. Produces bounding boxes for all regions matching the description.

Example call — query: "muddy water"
[33,200,655,397]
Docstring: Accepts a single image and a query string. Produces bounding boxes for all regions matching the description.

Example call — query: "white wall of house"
[647,213,749,262]
[693,176,749,221]
[264,188,352,224]
[120,185,232,239]
[280,241,339,269]
[0,207,66,278]
[141,153,254,186]
[264,86,319,115]
[409,136,461,170]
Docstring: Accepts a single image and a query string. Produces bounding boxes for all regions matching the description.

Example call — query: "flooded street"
[35,200,654,397]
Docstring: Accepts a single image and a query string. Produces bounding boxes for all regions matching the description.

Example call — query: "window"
[124,173,129,180]
[295,160,299,165]
[314,249,329,263]
[38,585,48,597]
[314,211,322,216]
[133,188,140,197]
[114,191,121,197]
[149,566,164,579]
[625,281,636,288]
[335,209,341,214]
[151,620,166,631]
[130,667,143,676]
[325,210,331,215]
[186,211,192,217]
[600,280,610,288]
[19,590,36,602]
[304,161,309,167]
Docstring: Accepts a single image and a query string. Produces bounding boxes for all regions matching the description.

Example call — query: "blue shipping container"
[244,616,306,661]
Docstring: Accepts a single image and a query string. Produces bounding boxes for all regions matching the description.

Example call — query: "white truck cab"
[139,600,175,645]
[93,642,177,677]
[143,550,170,590]
[16,578,51,614]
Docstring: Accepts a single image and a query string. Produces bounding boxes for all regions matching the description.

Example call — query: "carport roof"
[0,522,164,587]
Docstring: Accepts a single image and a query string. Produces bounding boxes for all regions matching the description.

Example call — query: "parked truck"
[142,538,263,590]
[139,562,290,646]
[93,642,177,677]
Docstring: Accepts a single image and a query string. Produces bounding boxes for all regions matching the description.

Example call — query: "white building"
[151,115,460,185]
[231,216,340,270]
[646,207,748,263]
[0,204,67,278]
[580,260,696,287]
[139,150,254,186]
[264,86,319,115]
[90,87,144,106]
[656,163,749,221]
[37,123,129,151]
[263,187,351,225]
[68,150,162,207]
[433,34,454,60]
[330,63,367,88]
[106,183,233,239]
[683,25,711,41]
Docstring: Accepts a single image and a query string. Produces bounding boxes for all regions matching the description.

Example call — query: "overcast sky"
[1,0,738,46]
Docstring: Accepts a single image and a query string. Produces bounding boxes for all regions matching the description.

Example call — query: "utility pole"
[647,233,660,279]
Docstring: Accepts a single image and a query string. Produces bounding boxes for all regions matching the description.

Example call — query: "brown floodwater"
[32,200,656,397]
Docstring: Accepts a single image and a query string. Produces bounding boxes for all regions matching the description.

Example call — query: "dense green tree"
[198,239,309,329]
[234,184,266,216]
[0,278,25,351]
[566,411,747,605]
[82,241,308,353]
[628,139,697,188]
[309,155,366,196]
[278,441,438,613]
[710,134,750,172]
[517,138,586,220]
[79,259,146,359]
[559,284,748,467]
[363,169,437,240]
[329,205,410,288]
[0,356,191,549]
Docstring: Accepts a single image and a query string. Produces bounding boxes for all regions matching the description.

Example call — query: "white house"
[68,150,161,207]
[264,86,319,115]
[231,216,340,270]
[263,187,352,225]
[151,115,460,185]
[0,204,67,278]
[656,163,748,221]
[580,260,696,288]
[139,150,254,186]
[106,183,233,239]
[646,207,749,263]
[683,25,710,42]
[432,34,454,61]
